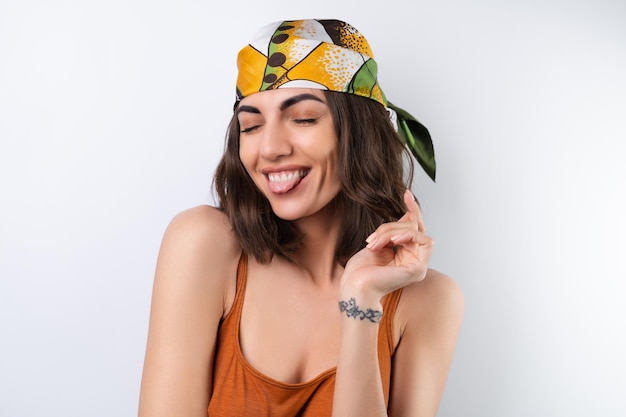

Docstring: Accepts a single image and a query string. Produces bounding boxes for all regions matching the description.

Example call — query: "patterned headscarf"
[236,19,436,181]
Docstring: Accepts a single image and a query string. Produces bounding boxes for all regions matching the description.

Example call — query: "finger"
[395,189,416,223]
[390,229,433,246]
[366,190,428,249]
[366,222,428,250]
[403,189,426,233]
[395,233,434,264]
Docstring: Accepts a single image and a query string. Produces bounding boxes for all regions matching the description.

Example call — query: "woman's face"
[237,88,341,222]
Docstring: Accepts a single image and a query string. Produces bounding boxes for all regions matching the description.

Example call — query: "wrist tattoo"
[338,298,382,323]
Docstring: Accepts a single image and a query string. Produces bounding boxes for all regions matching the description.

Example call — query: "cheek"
[238,142,256,172]
[319,137,339,171]
[238,144,267,192]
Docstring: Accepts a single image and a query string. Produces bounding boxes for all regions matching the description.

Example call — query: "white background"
[1,0,625,416]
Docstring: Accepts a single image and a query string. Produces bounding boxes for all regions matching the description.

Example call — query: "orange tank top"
[208,253,403,416]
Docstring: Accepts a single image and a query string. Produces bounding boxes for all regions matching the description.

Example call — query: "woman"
[138,19,464,417]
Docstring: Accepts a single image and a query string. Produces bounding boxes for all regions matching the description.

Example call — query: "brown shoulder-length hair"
[213,91,415,265]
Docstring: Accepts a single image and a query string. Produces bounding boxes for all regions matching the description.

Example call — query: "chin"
[268,207,307,222]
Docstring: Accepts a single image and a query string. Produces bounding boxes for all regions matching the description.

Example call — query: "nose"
[258,120,293,160]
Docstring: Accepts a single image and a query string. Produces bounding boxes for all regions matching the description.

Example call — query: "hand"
[341,189,434,301]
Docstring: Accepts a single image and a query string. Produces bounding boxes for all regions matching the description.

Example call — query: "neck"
[290,203,343,287]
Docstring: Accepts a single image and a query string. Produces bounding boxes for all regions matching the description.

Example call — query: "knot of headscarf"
[235,19,436,181]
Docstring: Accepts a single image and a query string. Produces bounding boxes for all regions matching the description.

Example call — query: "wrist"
[337,296,383,324]
[339,271,385,323]
[339,274,383,304]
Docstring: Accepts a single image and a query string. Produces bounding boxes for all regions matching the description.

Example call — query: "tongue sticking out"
[267,171,305,194]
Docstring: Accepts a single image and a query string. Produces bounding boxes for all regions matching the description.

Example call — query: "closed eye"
[240,125,260,133]
[294,118,318,125]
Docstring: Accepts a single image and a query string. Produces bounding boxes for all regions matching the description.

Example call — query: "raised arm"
[138,206,240,417]
[333,190,463,416]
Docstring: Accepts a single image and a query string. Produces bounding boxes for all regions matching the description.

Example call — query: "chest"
[239,274,342,384]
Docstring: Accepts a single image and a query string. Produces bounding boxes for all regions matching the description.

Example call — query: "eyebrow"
[235,93,325,116]
[279,93,325,111]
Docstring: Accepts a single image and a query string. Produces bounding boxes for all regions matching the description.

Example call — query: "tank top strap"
[381,288,403,355]
[228,251,248,322]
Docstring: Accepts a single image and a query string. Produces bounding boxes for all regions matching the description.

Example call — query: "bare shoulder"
[154,205,241,312]
[161,205,241,266]
[396,269,465,338]
[413,268,464,311]
[164,205,239,253]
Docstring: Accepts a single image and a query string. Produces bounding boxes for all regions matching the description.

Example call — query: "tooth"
[269,171,303,182]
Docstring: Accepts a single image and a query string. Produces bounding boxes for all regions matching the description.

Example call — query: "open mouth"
[266,169,309,194]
